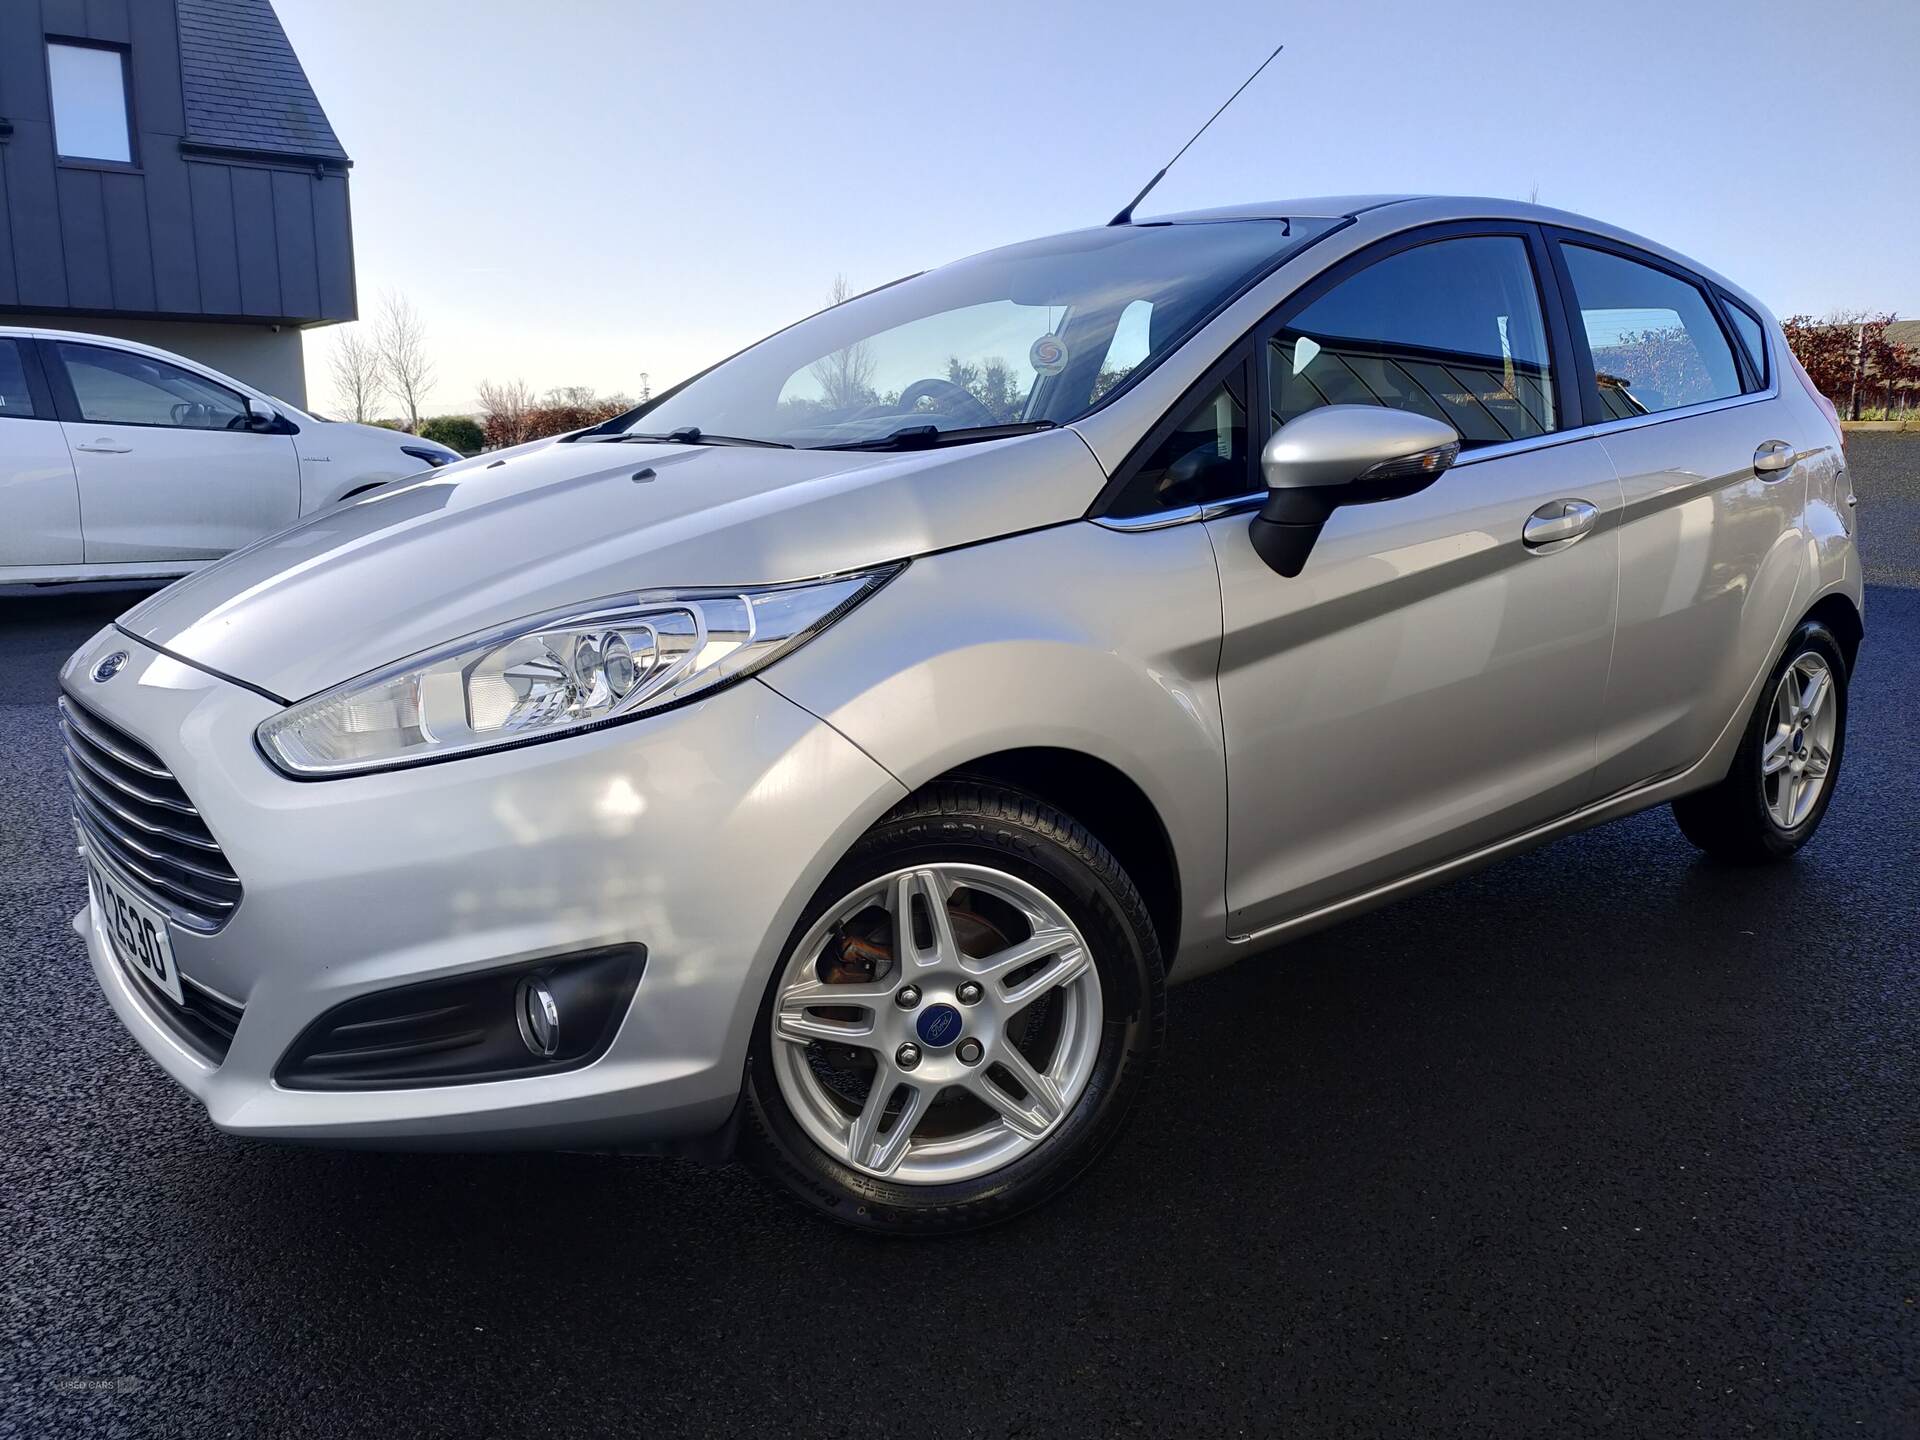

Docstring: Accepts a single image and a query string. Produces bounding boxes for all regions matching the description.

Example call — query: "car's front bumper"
[63,627,905,1149]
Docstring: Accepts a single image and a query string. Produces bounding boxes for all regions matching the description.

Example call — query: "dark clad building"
[0,0,354,405]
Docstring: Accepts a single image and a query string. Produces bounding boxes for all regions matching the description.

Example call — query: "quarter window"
[57,343,251,430]
[1269,236,1557,448]
[1560,245,1742,419]
[47,41,133,164]
[1722,298,1770,388]
[1109,368,1250,517]
[0,341,36,418]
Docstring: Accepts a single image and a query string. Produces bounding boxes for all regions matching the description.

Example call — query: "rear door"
[1546,235,1807,796]
[0,336,83,568]
[1201,225,1624,934]
[41,339,300,563]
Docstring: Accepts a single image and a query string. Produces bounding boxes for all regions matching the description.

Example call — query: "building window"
[47,41,133,165]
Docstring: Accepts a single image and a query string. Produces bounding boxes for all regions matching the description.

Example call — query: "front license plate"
[88,856,183,1006]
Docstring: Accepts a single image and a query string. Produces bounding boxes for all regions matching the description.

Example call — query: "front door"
[0,336,82,569]
[1207,227,1624,937]
[43,339,299,563]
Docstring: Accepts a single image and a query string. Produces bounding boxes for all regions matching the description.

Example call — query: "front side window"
[1560,245,1742,419]
[628,218,1336,449]
[0,340,36,418]
[57,343,250,430]
[1268,236,1556,448]
[47,42,133,164]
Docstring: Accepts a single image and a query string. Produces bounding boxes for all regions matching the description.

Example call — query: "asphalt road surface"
[3,438,1915,1438]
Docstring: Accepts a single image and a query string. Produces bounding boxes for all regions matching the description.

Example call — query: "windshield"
[624,219,1333,449]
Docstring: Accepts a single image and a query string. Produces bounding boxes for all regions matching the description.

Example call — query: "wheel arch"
[1801,590,1863,674]
[914,747,1184,970]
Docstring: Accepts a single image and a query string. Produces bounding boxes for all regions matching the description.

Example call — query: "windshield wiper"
[814,420,1058,452]
[583,426,794,449]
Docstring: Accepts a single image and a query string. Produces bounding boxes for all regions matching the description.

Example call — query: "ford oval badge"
[915,1003,963,1049]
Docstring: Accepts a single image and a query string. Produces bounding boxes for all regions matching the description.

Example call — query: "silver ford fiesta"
[62,195,1862,1231]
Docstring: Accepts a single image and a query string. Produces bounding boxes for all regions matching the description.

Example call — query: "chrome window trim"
[1090,494,1263,532]
[1090,384,1785,534]
[1573,383,1780,443]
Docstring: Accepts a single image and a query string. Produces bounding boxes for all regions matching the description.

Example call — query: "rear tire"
[1671,619,1848,863]
[741,782,1165,1234]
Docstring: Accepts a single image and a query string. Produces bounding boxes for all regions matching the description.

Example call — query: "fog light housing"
[516,975,561,1057]
[275,944,645,1090]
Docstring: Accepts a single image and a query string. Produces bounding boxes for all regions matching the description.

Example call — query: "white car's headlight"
[256,568,898,777]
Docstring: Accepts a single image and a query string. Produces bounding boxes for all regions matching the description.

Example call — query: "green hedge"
[418,415,485,454]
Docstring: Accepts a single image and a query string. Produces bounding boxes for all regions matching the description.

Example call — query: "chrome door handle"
[1753,439,1795,477]
[1522,498,1599,550]
[75,440,133,453]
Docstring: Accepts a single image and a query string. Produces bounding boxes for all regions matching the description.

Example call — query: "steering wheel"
[893,376,997,428]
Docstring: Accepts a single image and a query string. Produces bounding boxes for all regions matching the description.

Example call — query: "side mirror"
[244,399,283,434]
[1248,405,1459,577]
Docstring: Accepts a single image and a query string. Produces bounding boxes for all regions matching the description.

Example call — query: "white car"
[0,326,462,585]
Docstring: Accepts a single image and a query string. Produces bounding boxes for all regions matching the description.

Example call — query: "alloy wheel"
[1762,652,1837,829]
[768,863,1104,1185]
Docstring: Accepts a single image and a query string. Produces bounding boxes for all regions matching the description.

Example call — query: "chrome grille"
[61,696,242,930]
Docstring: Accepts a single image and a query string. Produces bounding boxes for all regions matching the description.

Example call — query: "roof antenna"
[1109,42,1286,227]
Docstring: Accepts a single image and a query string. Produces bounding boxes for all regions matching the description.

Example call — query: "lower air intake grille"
[276,945,646,1090]
[122,967,244,1065]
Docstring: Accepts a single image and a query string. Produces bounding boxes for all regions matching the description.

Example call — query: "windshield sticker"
[1029,334,1070,377]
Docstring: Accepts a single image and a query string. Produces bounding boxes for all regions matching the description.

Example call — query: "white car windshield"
[622,218,1334,450]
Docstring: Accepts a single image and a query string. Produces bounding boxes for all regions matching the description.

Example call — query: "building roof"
[176,0,349,164]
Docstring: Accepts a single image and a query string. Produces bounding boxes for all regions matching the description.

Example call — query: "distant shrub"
[419,415,485,454]
[477,380,640,449]
[518,399,631,443]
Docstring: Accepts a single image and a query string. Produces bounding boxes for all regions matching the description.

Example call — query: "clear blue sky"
[280,0,1920,416]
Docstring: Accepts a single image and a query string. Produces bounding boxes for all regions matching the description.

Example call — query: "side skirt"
[1225,765,1703,953]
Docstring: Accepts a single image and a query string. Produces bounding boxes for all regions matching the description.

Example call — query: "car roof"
[0,323,320,419]
[1143,195,1420,222]
[1136,195,1766,319]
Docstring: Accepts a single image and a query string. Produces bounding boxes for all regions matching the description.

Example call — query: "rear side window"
[1268,235,1557,448]
[1560,245,1742,419]
[1721,298,1770,388]
[0,340,35,417]
[56,342,250,429]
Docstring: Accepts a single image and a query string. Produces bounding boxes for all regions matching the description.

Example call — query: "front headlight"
[257,567,898,777]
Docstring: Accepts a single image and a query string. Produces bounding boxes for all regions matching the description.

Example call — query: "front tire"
[742,782,1165,1234]
[1672,619,1848,863]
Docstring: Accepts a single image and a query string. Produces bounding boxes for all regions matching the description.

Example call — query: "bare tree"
[328,326,383,423]
[544,384,599,408]
[373,291,434,433]
[476,377,535,448]
[807,274,876,410]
